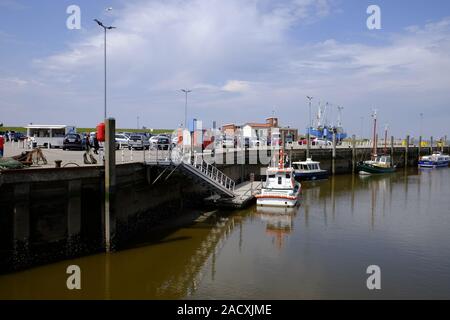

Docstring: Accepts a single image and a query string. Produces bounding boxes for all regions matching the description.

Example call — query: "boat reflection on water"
[255,206,297,249]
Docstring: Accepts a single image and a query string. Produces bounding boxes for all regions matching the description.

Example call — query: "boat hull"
[294,170,329,181]
[256,196,298,207]
[418,160,449,168]
[356,162,396,175]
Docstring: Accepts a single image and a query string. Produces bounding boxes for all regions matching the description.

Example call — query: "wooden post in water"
[332,132,336,175]
[104,118,116,253]
[441,137,444,153]
[390,136,394,166]
[418,136,422,160]
[352,135,356,173]
[445,135,448,154]
[430,136,434,154]
[306,132,310,160]
[405,135,410,168]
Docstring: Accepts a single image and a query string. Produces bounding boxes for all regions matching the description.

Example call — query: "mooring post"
[430,136,434,154]
[306,132,310,159]
[332,132,336,175]
[445,135,448,154]
[405,135,409,168]
[391,136,394,166]
[418,136,422,160]
[352,135,356,173]
[104,118,116,253]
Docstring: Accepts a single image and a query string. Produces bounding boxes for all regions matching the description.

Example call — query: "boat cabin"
[292,158,321,172]
[265,167,295,189]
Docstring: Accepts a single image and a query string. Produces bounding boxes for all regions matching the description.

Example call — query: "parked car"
[128,134,150,150]
[312,138,332,146]
[171,136,179,147]
[153,136,171,150]
[11,132,26,142]
[63,133,85,150]
[115,134,129,148]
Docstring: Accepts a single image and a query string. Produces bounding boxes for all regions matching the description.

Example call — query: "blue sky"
[1,0,450,138]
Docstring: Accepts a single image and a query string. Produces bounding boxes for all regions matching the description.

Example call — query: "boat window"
[278,177,282,184]
[286,174,290,179]
[269,175,275,179]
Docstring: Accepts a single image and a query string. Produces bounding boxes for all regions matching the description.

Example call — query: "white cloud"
[222,80,251,93]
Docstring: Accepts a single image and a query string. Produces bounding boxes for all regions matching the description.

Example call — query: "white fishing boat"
[256,149,301,207]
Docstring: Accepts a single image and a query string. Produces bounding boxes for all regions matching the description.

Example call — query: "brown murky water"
[1,168,450,299]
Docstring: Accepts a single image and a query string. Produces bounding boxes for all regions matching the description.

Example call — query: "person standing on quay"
[83,133,97,164]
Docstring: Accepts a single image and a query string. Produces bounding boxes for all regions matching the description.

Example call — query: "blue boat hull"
[294,170,329,181]
[418,160,449,168]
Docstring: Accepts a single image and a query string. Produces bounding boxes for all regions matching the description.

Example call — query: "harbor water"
[1,168,450,299]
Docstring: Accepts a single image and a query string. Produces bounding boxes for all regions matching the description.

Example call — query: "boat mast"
[372,109,377,159]
[384,124,388,155]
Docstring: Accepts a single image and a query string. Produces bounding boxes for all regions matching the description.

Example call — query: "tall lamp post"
[94,19,116,120]
[181,89,192,130]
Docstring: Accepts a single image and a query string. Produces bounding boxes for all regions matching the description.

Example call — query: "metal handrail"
[189,153,235,193]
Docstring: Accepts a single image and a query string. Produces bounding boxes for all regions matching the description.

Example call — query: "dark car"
[154,137,170,150]
[63,133,85,150]
[12,132,26,142]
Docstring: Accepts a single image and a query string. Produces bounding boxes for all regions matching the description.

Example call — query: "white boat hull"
[257,197,298,207]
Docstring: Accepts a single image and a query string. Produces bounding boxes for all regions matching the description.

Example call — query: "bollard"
[121,149,124,163]
[130,148,133,162]
[54,160,62,168]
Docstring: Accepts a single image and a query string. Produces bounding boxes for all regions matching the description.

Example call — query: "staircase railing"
[191,154,235,193]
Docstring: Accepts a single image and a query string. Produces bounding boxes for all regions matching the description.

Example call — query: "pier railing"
[192,154,236,194]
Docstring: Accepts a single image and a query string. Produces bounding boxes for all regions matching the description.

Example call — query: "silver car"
[127,134,150,150]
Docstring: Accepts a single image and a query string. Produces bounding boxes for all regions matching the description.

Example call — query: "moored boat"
[418,152,450,168]
[292,158,329,181]
[256,149,301,207]
[357,155,396,175]
[357,110,396,175]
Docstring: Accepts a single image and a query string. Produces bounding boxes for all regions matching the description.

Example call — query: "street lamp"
[181,89,192,130]
[94,19,116,120]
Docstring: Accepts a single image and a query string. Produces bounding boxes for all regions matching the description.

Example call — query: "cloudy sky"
[1,0,450,137]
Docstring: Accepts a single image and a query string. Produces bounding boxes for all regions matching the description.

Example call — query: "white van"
[26,125,76,148]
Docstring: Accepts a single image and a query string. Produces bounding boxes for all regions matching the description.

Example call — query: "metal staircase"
[178,154,236,198]
[147,148,236,198]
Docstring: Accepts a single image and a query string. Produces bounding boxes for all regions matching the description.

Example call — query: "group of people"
[83,132,100,164]
[2,131,13,142]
